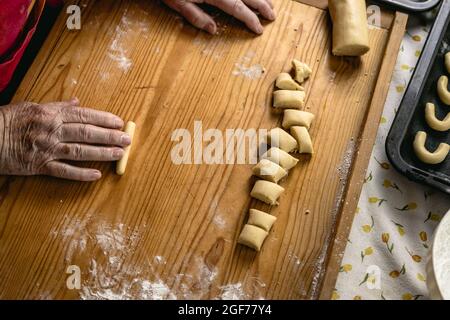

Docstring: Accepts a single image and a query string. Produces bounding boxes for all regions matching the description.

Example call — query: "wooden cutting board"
[0,0,407,299]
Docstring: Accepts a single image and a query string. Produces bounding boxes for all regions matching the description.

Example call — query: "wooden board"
[0,0,407,299]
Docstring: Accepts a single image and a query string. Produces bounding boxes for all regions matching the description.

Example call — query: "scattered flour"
[213,215,226,230]
[218,283,247,300]
[232,51,264,80]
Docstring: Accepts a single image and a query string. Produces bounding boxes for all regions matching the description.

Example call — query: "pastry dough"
[252,159,287,183]
[425,103,450,132]
[292,60,312,84]
[261,147,299,171]
[445,52,450,74]
[437,76,450,105]
[276,73,304,91]
[328,0,370,56]
[267,127,298,153]
[413,131,449,165]
[238,224,268,251]
[116,121,136,175]
[282,110,315,129]
[248,209,277,232]
[273,90,305,109]
[250,180,285,206]
[290,126,314,154]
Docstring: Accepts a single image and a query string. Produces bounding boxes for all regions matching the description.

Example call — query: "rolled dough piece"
[250,180,285,206]
[238,224,269,251]
[116,121,136,175]
[328,0,370,56]
[292,60,312,84]
[252,159,287,183]
[261,147,299,171]
[267,127,298,153]
[248,209,277,232]
[273,90,305,109]
[446,52,450,74]
[437,76,450,106]
[425,103,450,132]
[290,126,314,154]
[413,131,449,165]
[276,73,304,91]
[282,109,315,129]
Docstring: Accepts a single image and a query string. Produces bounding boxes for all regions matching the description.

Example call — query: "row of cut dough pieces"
[414,52,450,164]
[238,61,315,251]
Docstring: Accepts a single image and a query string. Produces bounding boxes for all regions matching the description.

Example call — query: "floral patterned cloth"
[334,14,450,300]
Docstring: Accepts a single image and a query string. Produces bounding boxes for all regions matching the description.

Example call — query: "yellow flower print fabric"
[335,17,450,300]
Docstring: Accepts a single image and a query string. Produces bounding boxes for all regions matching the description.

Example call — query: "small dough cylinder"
[290,126,314,154]
[248,209,277,232]
[437,75,450,106]
[267,127,298,153]
[292,60,312,84]
[116,121,136,175]
[446,52,450,74]
[413,131,449,165]
[276,73,304,91]
[250,180,285,206]
[425,103,450,132]
[261,147,299,171]
[273,90,305,109]
[252,159,287,183]
[282,110,315,129]
[328,0,370,56]
[238,224,269,251]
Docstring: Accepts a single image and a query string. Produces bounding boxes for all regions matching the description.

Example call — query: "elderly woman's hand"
[163,0,275,35]
[0,98,130,181]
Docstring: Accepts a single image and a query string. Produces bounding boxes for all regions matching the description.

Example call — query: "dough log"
[276,73,304,91]
[437,76,450,106]
[290,126,314,154]
[252,159,287,183]
[328,0,370,56]
[282,109,315,129]
[273,90,305,109]
[413,131,449,165]
[250,180,285,206]
[292,60,312,84]
[425,103,450,132]
[238,224,268,251]
[116,121,136,176]
[248,209,277,232]
[261,147,299,171]
[267,127,298,153]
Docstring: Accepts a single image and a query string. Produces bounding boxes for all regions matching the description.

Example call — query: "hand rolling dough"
[250,180,285,206]
[328,0,370,56]
[282,110,315,129]
[267,127,298,153]
[248,209,277,232]
[292,60,312,84]
[276,73,304,91]
[116,121,136,175]
[413,131,449,165]
[238,224,268,251]
[273,90,305,109]
[252,159,287,183]
[290,126,314,154]
[261,147,299,171]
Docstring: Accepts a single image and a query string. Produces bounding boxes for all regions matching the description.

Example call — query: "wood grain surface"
[0,0,406,299]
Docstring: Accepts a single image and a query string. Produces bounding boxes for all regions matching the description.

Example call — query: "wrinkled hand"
[163,0,275,34]
[0,98,130,181]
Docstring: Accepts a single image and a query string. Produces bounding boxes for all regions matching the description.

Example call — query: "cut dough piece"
[276,73,304,91]
[238,224,269,251]
[273,90,305,109]
[282,109,315,129]
[425,103,450,132]
[437,76,450,105]
[328,0,370,56]
[446,52,450,74]
[261,147,299,171]
[413,131,449,165]
[267,127,298,153]
[248,209,277,232]
[250,180,285,206]
[116,121,136,175]
[290,126,314,154]
[252,159,287,183]
[292,60,312,84]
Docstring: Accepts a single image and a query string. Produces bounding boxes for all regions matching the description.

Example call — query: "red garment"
[0,0,62,92]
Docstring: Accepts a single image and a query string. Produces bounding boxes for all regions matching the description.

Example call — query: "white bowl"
[427,209,450,300]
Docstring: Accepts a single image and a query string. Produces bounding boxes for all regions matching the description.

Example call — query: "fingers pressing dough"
[290,126,314,154]
[292,60,312,84]
[276,73,304,91]
[273,90,305,109]
[267,127,298,153]
[261,147,299,171]
[282,109,315,129]
[425,103,450,132]
[238,224,269,251]
[437,76,450,106]
[413,131,449,165]
[250,180,285,205]
[248,209,277,232]
[252,159,287,183]
[328,0,370,56]
[116,121,136,175]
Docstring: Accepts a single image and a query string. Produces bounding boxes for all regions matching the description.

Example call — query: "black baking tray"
[386,0,450,194]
